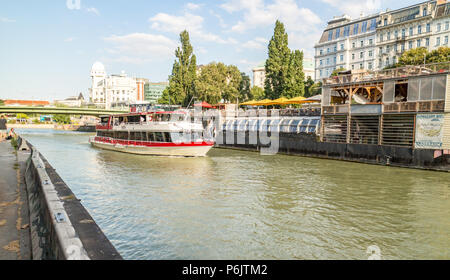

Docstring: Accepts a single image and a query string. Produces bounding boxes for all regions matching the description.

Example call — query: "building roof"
[4,100,50,106]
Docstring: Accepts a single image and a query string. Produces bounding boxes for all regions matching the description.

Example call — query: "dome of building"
[91,61,106,76]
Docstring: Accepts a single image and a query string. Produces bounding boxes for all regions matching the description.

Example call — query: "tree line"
[159,21,320,106]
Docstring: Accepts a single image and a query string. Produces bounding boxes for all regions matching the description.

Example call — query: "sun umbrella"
[194,101,213,108]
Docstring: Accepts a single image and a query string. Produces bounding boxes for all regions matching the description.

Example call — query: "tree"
[285,49,305,98]
[427,46,450,63]
[330,67,347,77]
[53,114,71,124]
[398,47,428,66]
[0,100,4,106]
[265,20,291,99]
[250,86,265,101]
[195,62,242,104]
[304,76,315,98]
[238,72,251,102]
[159,30,197,106]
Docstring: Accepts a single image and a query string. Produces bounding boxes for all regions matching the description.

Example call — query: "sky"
[0,0,420,101]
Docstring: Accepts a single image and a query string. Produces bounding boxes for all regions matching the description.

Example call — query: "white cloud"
[321,0,381,18]
[66,0,81,10]
[242,37,267,50]
[103,33,177,64]
[64,37,75,42]
[149,12,236,44]
[221,0,322,56]
[86,7,100,16]
[0,17,16,23]
[222,0,321,33]
[186,3,202,11]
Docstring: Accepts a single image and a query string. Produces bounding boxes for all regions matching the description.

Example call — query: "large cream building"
[89,62,140,109]
[315,0,450,81]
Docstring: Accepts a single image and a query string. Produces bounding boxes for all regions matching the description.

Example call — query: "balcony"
[383,101,445,113]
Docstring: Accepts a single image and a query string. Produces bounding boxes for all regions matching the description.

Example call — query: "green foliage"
[398,47,428,66]
[265,20,291,99]
[238,72,251,102]
[0,99,4,106]
[16,113,28,120]
[11,138,18,150]
[265,20,305,99]
[285,49,305,98]
[159,30,197,106]
[330,67,347,77]
[250,86,265,101]
[195,62,242,104]
[427,46,450,63]
[53,114,71,124]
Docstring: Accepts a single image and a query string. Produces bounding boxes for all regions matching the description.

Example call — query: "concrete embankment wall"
[20,137,121,260]
[217,131,450,172]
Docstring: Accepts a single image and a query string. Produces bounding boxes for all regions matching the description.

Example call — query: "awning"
[194,101,213,108]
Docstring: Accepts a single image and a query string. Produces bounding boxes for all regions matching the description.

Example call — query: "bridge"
[0,106,128,117]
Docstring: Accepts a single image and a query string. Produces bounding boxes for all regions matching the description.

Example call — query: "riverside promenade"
[0,140,31,260]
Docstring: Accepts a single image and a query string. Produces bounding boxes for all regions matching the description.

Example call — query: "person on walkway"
[0,115,7,142]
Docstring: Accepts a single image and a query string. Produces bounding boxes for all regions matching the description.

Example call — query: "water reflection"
[17,129,450,260]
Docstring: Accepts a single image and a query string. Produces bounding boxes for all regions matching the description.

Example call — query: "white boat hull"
[90,140,213,157]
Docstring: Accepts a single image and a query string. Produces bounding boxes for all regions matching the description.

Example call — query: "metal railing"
[323,62,450,86]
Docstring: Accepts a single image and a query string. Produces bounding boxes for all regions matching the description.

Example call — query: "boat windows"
[232,120,239,131]
[226,120,234,131]
[280,119,292,133]
[148,132,156,142]
[299,119,310,133]
[269,119,281,132]
[154,132,164,142]
[289,120,301,133]
[238,120,248,131]
[260,119,271,132]
[248,120,257,131]
[163,132,171,142]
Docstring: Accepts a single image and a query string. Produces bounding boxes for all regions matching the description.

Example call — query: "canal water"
[17,129,450,260]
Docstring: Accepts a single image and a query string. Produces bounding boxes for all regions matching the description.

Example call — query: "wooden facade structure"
[321,62,450,150]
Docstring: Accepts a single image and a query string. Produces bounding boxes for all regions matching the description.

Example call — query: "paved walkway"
[0,140,31,260]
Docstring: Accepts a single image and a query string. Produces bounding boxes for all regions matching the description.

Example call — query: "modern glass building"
[144,82,169,104]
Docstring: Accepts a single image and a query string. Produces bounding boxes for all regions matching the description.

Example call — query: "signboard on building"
[415,114,444,149]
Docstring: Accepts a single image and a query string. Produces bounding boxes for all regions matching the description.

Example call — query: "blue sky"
[0,0,418,101]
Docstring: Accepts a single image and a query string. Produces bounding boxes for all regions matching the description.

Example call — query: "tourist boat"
[89,110,214,157]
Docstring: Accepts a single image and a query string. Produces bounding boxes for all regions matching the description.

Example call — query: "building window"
[352,65,355,70]
[384,18,387,26]
[336,28,340,38]
[353,23,359,35]
[426,38,430,46]
[426,23,430,32]
[370,18,377,31]
[359,63,363,69]
[320,49,323,55]
[369,39,373,45]
[445,36,448,45]
[360,40,364,47]
[320,60,323,66]
[417,39,421,47]
[340,43,344,50]
[394,30,398,38]
[423,8,427,17]
[436,37,441,46]
[328,30,333,41]
[327,47,330,53]
[333,57,337,63]
[352,53,355,60]
[401,43,405,52]
[369,50,373,57]
[340,54,344,61]
[387,31,390,40]
[362,21,367,33]
[360,52,363,59]
[386,57,389,66]
[393,57,397,64]
[409,27,413,36]
[401,29,406,38]
[334,46,337,52]
[344,25,350,37]
[352,42,356,48]
[326,58,330,65]
[437,23,441,32]
[418,25,422,34]
[409,41,413,49]
[379,47,382,55]
[368,62,373,70]
[387,45,391,52]
[320,70,323,76]
[393,44,397,52]
[446,21,449,30]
